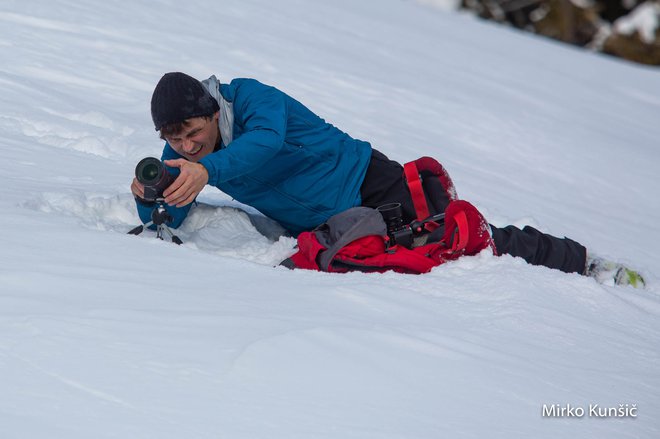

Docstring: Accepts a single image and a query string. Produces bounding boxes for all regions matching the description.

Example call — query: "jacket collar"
[202,75,234,148]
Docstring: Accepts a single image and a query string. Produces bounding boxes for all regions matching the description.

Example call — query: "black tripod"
[127,199,183,245]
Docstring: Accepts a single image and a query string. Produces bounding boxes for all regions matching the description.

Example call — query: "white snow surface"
[1,0,660,438]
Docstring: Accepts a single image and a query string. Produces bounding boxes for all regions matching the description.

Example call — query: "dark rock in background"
[460,0,660,65]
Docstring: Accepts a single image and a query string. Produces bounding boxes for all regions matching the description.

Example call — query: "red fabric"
[288,231,326,270]
[333,239,442,274]
[403,161,430,221]
[411,156,458,202]
[289,232,446,274]
[451,210,470,252]
[288,200,496,275]
[441,200,497,258]
[403,156,458,233]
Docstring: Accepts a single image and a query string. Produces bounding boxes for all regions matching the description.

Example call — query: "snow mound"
[21,191,296,266]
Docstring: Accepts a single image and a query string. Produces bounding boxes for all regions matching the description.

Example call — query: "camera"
[128,157,182,245]
[377,203,414,248]
[135,157,176,202]
[377,202,445,249]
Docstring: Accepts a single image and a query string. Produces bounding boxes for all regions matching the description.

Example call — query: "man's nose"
[182,138,195,152]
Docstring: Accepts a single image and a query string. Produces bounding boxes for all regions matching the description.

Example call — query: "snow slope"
[1,0,660,437]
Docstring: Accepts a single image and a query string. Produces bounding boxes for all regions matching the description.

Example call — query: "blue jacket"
[136,78,372,235]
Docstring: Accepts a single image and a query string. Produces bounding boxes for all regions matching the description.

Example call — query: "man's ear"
[213,111,220,121]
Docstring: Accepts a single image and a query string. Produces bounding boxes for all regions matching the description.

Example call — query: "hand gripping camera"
[135,157,177,202]
[128,157,182,244]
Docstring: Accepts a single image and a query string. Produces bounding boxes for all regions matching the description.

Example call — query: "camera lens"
[135,157,176,202]
[141,163,159,181]
[377,203,405,233]
[377,203,403,222]
[136,157,163,185]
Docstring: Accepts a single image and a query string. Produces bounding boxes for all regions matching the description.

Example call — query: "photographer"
[132,72,643,287]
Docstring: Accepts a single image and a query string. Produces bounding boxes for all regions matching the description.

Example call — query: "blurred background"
[422,0,660,65]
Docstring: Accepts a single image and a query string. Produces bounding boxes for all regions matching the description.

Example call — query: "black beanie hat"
[150,72,220,131]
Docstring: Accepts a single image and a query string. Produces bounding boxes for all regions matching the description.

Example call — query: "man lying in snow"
[130,72,644,287]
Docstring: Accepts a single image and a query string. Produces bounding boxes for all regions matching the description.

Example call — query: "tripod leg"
[128,222,154,236]
[127,225,143,235]
[129,220,181,245]
[160,224,183,245]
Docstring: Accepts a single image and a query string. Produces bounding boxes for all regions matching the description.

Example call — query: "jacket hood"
[202,75,234,147]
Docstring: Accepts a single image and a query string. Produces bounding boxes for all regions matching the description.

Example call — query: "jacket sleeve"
[199,80,287,185]
[134,144,193,229]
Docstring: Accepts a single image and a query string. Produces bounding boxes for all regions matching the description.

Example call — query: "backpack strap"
[403,159,441,233]
[451,210,469,252]
[440,200,496,258]
[403,160,430,221]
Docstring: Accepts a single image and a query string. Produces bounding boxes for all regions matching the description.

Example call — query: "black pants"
[360,149,587,274]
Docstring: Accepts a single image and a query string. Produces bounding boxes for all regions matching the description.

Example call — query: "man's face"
[164,112,220,162]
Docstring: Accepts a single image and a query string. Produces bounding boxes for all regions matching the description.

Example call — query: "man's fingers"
[165,178,195,206]
[161,162,207,206]
[163,158,185,168]
[172,189,195,207]
[131,178,145,198]
[163,173,185,198]
[166,185,187,205]
[176,191,196,208]
[164,187,184,205]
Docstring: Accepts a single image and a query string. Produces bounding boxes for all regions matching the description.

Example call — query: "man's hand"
[162,159,209,207]
[131,178,145,200]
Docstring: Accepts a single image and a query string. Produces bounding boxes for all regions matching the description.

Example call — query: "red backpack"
[281,157,496,274]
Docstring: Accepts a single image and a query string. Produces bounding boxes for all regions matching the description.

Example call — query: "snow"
[614,1,660,44]
[414,0,463,12]
[1,0,660,438]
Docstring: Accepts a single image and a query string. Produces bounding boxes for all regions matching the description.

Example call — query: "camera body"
[135,157,176,202]
[377,202,445,249]
[377,203,414,248]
